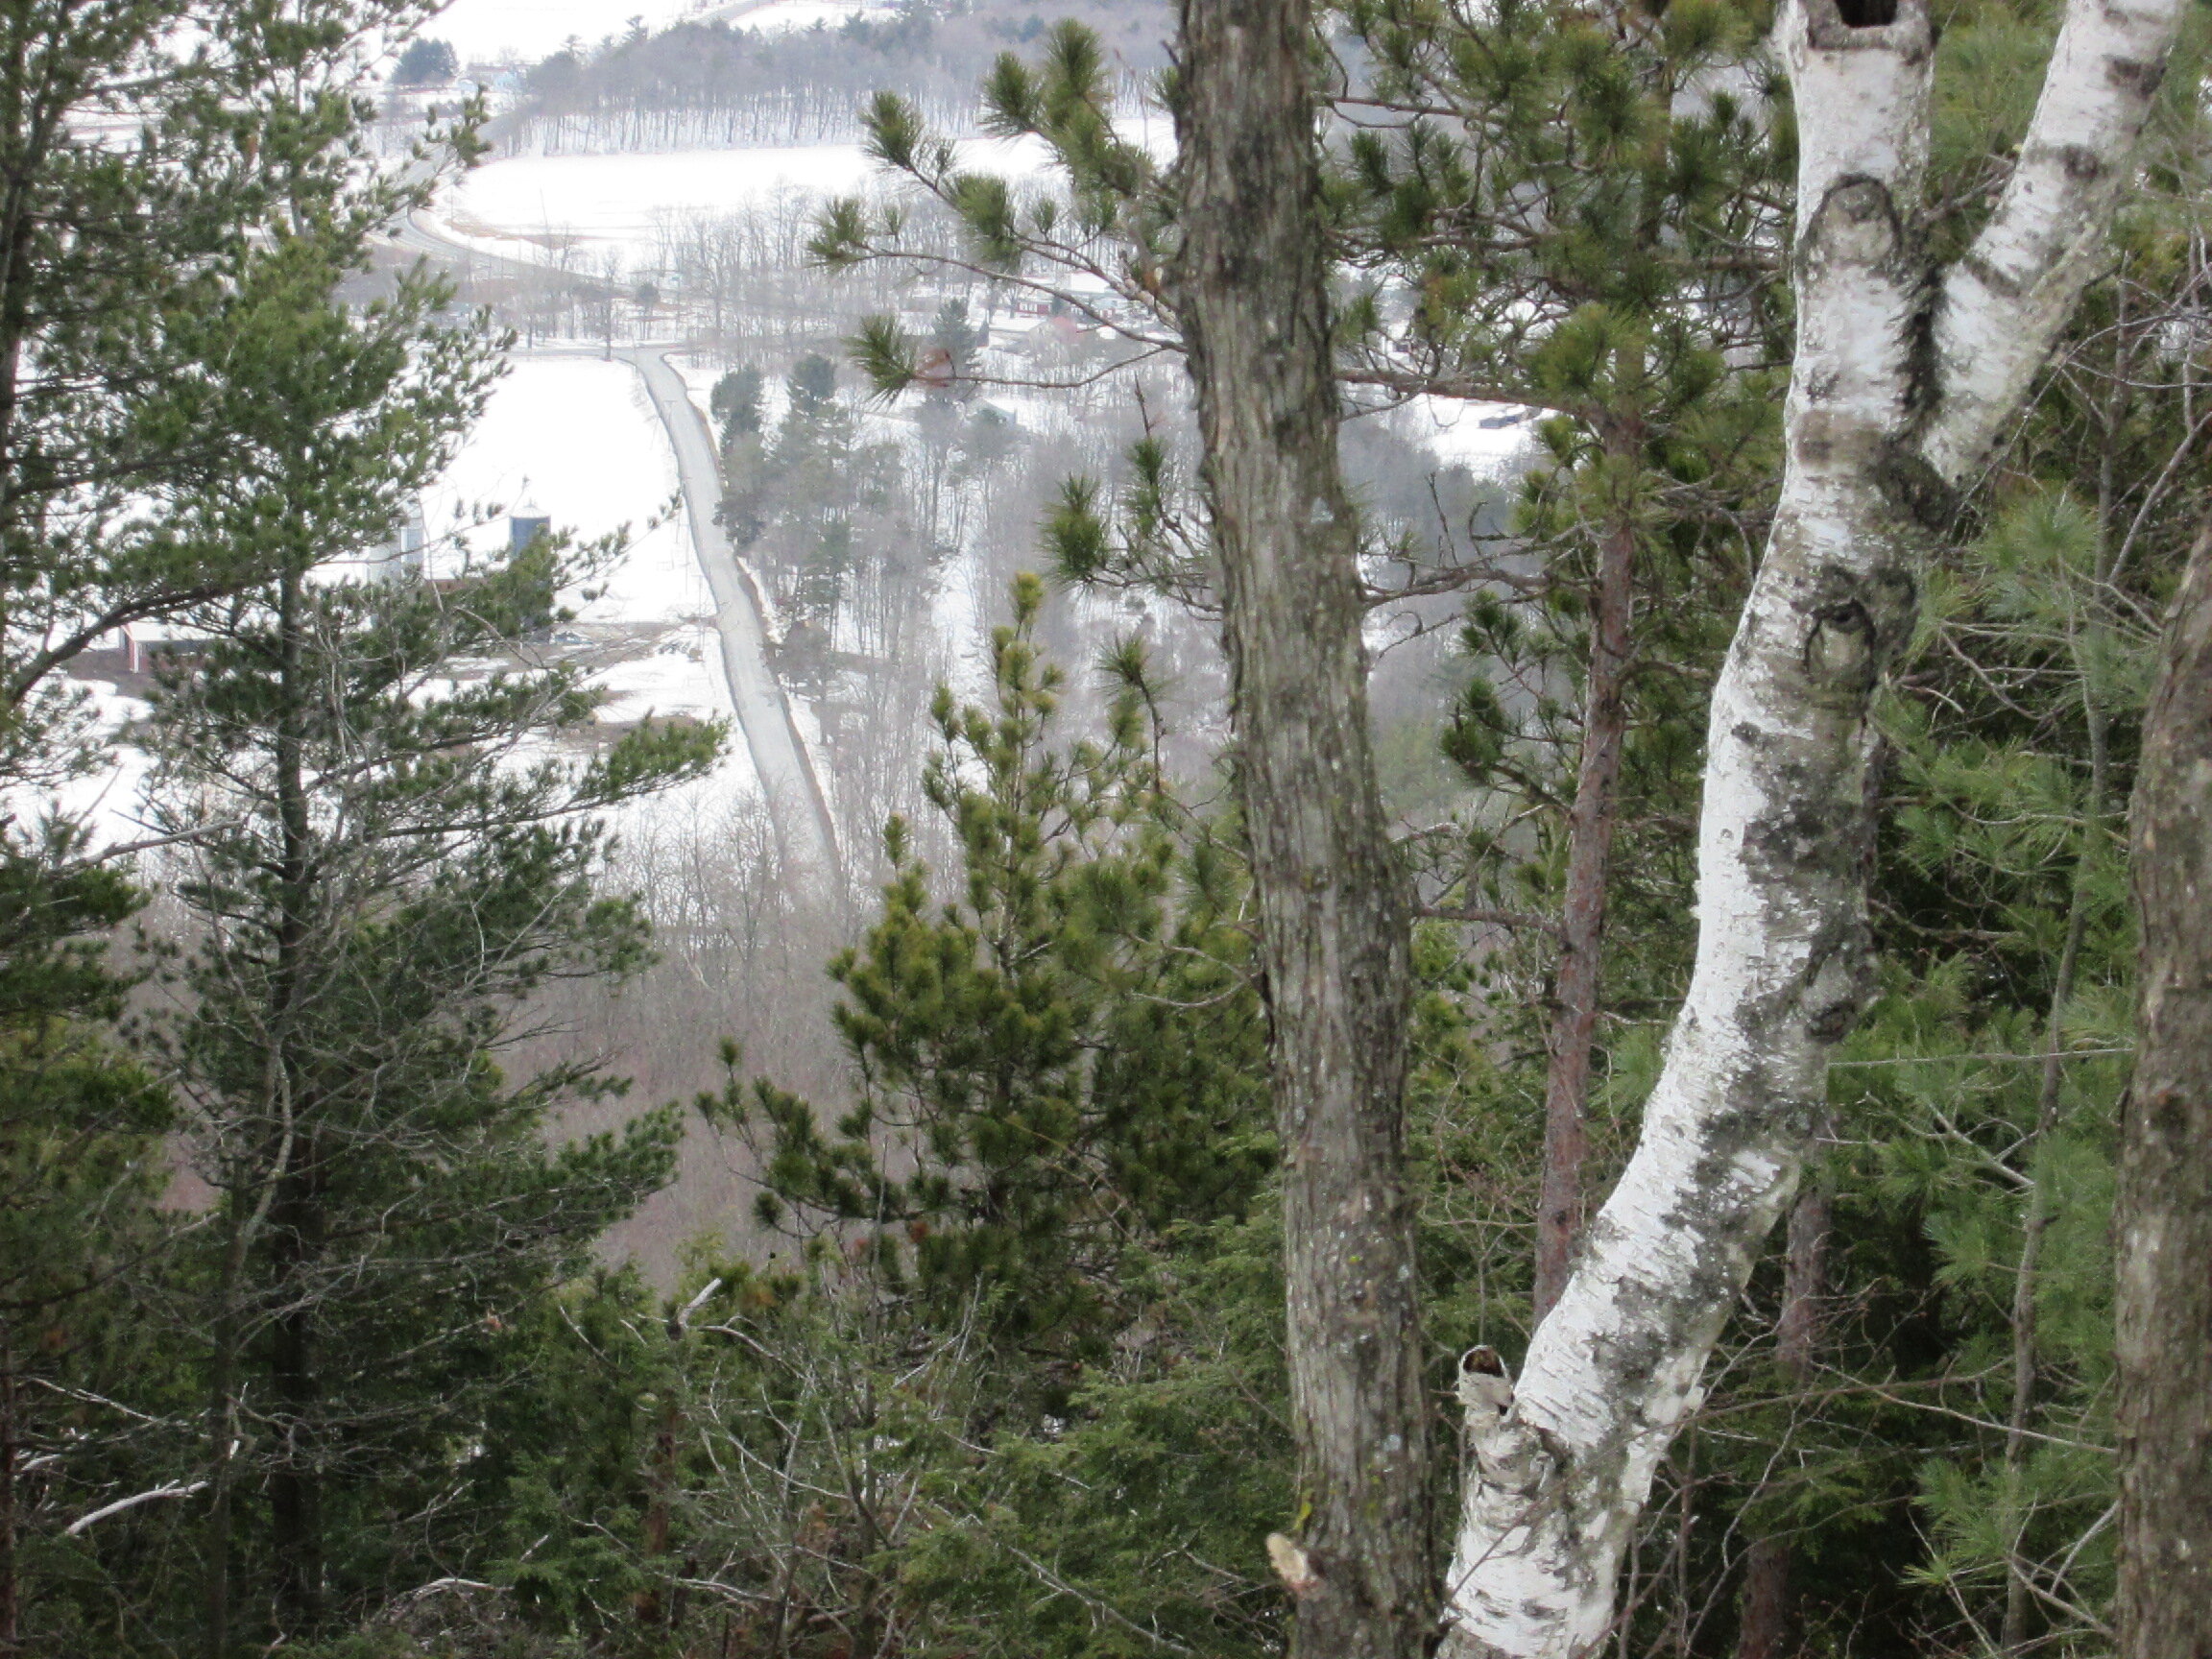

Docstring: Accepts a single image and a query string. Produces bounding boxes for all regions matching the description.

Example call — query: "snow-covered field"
[432,354,743,743]
[1379,396,1539,479]
[425,137,1051,272]
[435,358,697,618]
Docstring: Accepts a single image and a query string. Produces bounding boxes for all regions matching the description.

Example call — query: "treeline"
[505,0,1168,154]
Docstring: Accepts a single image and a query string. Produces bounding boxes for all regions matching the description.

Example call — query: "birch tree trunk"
[1443,0,2189,1649]
[1171,2,1432,1654]
[2117,522,2212,1659]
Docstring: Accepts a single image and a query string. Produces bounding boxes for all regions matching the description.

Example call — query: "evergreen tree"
[0,10,497,1636]
[717,350,916,686]
[715,575,1269,1379]
[1329,0,1791,1311]
[0,0,480,789]
[456,582,1278,1657]
[391,37,459,87]
[709,364,765,445]
[0,5,493,1640]
[142,516,719,1649]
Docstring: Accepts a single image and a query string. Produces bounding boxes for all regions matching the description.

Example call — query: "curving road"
[386,206,841,884]
[619,347,841,883]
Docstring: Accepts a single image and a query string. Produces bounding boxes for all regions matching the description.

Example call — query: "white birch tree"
[1441,0,2194,1649]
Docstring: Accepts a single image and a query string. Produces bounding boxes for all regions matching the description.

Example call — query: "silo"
[509,502,552,553]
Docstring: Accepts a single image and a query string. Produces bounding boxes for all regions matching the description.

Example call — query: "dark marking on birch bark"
[1871,447,1954,530]
[2104,56,2165,97]
[2056,143,2107,181]
[1804,0,1931,51]
[1836,0,1900,29]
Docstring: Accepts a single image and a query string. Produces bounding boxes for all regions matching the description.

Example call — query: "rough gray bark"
[2003,557,2113,1655]
[2117,521,2212,1659]
[1169,3,1431,1654]
[0,1331,15,1659]
[1443,0,2189,1647]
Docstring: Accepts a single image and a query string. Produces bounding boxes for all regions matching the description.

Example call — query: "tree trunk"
[1443,0,2187,1648]
[206,563,312,1659]
[269,1247,325,1637]
[634,1398,680,1626]
[265,561,322,1643]
[2117,521,2212,1659]
[1734,1179,1830,1659]
[1170,3,1431,1655]
[1,1326,17,1659]
[1535,452,1639,1322]
[203,1215,249,1659]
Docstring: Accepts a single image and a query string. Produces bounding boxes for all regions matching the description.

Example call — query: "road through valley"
[619,346,842,884]
[388,206,841,885]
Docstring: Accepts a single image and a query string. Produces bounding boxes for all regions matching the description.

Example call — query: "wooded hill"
[509,0,1172,151]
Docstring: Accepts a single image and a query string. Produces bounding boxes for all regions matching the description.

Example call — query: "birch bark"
[1442,0,2188,1648]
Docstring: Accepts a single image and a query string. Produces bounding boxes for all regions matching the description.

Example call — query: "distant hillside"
[509,0,1172,154]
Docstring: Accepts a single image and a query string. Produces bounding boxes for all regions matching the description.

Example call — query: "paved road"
[621,347,842,883]
[389,206,625,295]
[386,209,842,884]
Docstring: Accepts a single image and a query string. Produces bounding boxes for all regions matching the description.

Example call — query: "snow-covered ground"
[1379,396,1539,479]
[432,354,743,745]
[425,136,1052,273]
[434,358,696,616]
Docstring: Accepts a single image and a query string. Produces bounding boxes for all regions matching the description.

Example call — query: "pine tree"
[709,364,765,446]
[1329,0,1792,1311]
[472,582,1277,1657]
[715,575,1269,1382]
[0,7,494,1641]
[145,506,718,1651]
[391,38,459,88]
